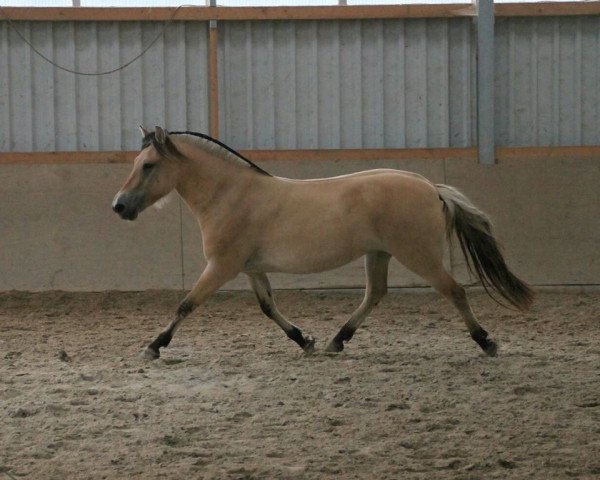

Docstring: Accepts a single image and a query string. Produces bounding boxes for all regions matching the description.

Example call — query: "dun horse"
[113,126,533,360]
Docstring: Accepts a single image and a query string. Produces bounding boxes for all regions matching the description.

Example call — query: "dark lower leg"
[286,326,316,353]
[147,331,172,354]
[471,327,497,356]
[144,300,195,359]
[327,325,355,352]
[451,284,497,357]
[326,252,389,353]
[249,273,314,353]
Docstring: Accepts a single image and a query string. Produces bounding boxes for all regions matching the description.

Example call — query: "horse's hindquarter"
[247,169,445,274]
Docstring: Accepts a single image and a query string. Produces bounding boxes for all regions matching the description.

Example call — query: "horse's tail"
[436,184,534,311]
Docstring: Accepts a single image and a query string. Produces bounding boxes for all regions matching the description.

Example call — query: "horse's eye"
[142,163,156,171]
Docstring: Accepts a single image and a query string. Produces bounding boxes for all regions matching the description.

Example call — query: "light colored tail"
[437,184,534,311]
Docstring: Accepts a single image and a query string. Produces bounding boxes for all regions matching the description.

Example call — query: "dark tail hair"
[437,184,534,311]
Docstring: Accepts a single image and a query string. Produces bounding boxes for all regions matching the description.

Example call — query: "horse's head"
[112,126,183,221]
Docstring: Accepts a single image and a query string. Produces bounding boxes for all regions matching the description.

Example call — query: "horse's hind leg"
[246,272,316,354]
[325,251,391,353]
[422,268,498,357]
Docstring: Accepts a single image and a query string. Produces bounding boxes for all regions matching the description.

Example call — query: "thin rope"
[0,4,195,76]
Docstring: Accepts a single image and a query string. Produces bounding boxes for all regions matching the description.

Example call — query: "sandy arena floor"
[1,289,599,480]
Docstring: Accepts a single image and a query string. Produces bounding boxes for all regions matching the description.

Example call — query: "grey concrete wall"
[1,155,598,291]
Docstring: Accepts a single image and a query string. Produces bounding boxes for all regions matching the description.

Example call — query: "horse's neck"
[175,147,259,218]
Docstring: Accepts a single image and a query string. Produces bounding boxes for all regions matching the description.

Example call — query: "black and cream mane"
[141,130,271,177]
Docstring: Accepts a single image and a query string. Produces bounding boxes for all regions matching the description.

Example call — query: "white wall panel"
[53,23,78,150]
[495,16,600,147]
[0,21,210,152]
[2,16,599,151]
[0,24,9,151]
[219,18,475,149]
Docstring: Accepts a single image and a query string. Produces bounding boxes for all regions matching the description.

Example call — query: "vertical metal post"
[476,0,495,165]
[209,0,219,139]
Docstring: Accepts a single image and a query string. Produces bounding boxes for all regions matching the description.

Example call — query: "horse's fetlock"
[337,325,355,343]
[287,327,307,348]
[149,331,172,352]
[471,327,494,352]
[471,327,489,342]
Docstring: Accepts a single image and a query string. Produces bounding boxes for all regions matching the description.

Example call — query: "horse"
[112,126,533,360]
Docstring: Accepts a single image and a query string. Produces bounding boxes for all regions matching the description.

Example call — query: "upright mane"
[141,130,271,177]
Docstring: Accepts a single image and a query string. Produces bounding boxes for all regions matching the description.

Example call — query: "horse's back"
[280,168,441,215]
[247,168,445,274]
[277,168,430,186]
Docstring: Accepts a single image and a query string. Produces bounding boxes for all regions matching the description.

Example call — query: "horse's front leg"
[143,263,238,360]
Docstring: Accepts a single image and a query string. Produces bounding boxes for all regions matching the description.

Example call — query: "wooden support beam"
[495,2,600,17]
[0,151,137,165]
[0,5,476,22]
[2,146,600,166]
[2,3,600,23]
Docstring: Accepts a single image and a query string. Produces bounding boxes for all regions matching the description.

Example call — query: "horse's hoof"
[484,339,498,357]
[142,347,160,360]
[324,340,343,353]
[303,336,316,356]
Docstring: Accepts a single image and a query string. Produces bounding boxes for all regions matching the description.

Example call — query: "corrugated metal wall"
[219,19,474,148]
[1,15,599,152]
[495,16,600,146]
[0,21,210,152]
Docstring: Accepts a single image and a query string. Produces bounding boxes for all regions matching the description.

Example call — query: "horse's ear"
[155,126,167,144]
[139,125,149,137]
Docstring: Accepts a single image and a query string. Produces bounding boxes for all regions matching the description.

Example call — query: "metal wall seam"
[9,21,33,151]
[273,21,297,149]
[0,23,10,151]
[340,19,362,149]
[98,22,121,151]
[580,16,600,145]
[382,20,406,148]
[54,23,77,151]
[31,22,54,151]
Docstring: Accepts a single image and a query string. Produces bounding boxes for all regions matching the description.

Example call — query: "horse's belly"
[246,248,364,274]
[245,230,380,274]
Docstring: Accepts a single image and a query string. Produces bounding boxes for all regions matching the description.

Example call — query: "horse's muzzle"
[112,191,143,221]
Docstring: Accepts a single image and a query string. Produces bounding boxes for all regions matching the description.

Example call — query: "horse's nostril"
[113,203,125,214]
